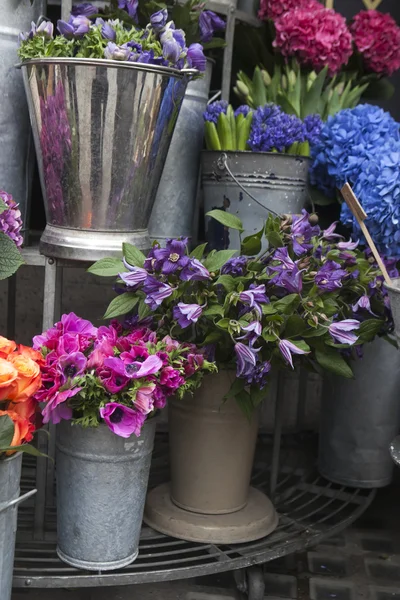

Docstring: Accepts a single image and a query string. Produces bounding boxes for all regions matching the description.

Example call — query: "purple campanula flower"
[0,191,23,248]
[57,19,74,37]
[337,240,359,250]
[239,284,269,316]
[173,303,203,329]
[199,10,225,43]
[246,360,271,389]
[104,42,131,61]
[221,256,247,276]
[150,9,168,32]
[162,36,182,64]
[118,0,138,19]
[315,260,348,291]
[290,209,320,256]
[322,221,343,241]
[328,319,360,345]
[36,20,54,38]
[180,258,211,281]
[238,321,262,345]
[234,342,260,378]
[142,276,175,309]
[153,238,189,274]
[275,265,304,294]
[100,403,146,438]
[269,247,295,273]
[279,339,309,369]
[118,266,148,286]
[187,43,206,72]
[71,3,98,17]
[352,296,375,315]
[58,15,91,38]
[58,351,87,381]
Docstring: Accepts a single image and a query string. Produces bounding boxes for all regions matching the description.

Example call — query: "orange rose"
[0,358,18,401]
[17,345,45,367]
[5,354,41,403]
[0,337,17,359]
[11,397,38,420]
[0,409,34,451]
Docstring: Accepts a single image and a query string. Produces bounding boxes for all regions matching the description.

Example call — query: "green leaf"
[274,294,300,314]
[202,331,223,345]
[87,257,124,277]
[204,250,237,272]
[206,209,244,232]
[216,318,230,330]
[203,305,225,318]
[289,340,310,353]
[138,300,151,321]
[315,347,354,379]
[252,66,267,107]
[284,315,306,338]
[0,198,7,214]
[302,326,328,338]
[103,293,139,319]
[214,275,237,292]
[190,243,208,260]
[0,232,24,280]
[358,319,384,343]
[0,415,14,448]
[303,66,328,117]
[262,303,277,315]
[122,243,146,268]
[266,230,283,249]
[0,443,47,457]
[224,377,246,399]
[276,92,299,117]
[241,228,263,256]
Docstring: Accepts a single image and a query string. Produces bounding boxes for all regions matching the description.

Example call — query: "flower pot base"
[144,483,278,544]
[40,224,150,261]
[56,546,139,572]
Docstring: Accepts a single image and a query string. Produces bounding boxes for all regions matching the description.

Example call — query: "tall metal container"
[201,151,309,250]
[319,337,400,488]
[0,453,22,600]
[21,58,194,261]
[149,60,213,246]
[56,419,156,571]
[0,0,45,242]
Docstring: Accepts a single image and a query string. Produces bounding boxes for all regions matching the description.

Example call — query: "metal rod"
[221,7,235,101]
[61,0,73,21]
[269,371,285,501]
[6,274,17,340]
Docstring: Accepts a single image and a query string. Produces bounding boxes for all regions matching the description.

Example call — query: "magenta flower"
[57,333,80,355]
[279,339,309,369]
[328,319,360,345]
[351,10,400,76]
[100,403,146,438]
[234,342,260,378]
[97,367,129,393]
[135,384,155,415]
[105,354,163,379]
[42,387,82,424]
[160,366,185,390]
[173,302,203,329]
[153,386,167,409]
[58,351,87,381]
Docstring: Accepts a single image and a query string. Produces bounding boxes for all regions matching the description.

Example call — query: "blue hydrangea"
[203,100,228,124]
[340,140,400,258]
[310,104,400,197]
[248,104,306,153]
[234,105,252,117]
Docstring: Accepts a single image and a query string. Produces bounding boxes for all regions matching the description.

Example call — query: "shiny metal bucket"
[0,453,36,600]
[0,0,46,243]
[384,278,400,339]
[21,58,193,261]
[319,337,400,488]
[201,151,309,251]
[56,419,156,571]
[149,60,213,246]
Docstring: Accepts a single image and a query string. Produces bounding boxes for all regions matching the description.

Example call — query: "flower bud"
[281,74,288,90]
[307,71,317,91]
[261,69,271,86]
[335,82,345,96]
[288,70,296,88]
[237,81,249,97]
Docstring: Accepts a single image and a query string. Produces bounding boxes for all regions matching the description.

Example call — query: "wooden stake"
[340,183,392,286]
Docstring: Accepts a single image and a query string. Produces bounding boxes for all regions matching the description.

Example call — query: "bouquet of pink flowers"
[33,313,216,437]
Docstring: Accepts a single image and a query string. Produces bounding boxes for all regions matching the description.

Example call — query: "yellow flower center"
[169,253,180,263]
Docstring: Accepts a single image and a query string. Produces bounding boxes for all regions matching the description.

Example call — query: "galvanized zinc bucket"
[149,60,213,246]
[1,0,45,243]
[384,277,400,338]
[21,58,195,261]
[56,419,156,571]
[201,151,309,251]
[0,453,36,600]
[319,337,400,488]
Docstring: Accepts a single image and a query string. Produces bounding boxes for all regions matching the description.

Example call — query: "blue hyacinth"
[248,104,306,152]
[203,100,228,124]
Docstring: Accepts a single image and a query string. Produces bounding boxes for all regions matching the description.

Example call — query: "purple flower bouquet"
[0,190,24,281]
[33,313,216,437]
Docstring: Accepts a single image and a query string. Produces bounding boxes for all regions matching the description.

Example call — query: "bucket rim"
[200,149,310,162]
[18,57,198,79]
[384,276,400,294]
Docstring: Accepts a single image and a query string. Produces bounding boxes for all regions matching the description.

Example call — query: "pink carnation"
[258,0,321,22]
[274,7,353,75]
[351,10,400,77]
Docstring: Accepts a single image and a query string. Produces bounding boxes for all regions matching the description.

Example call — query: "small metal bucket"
[201,151,310,251]
[21,58,194,261]
[319,337,400,488]
[0,453,36,600]
[56,419,156,571]
[384,277,400,338]
[149,60,213,246]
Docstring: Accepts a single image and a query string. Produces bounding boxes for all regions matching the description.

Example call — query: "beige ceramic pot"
[169,370,259,515]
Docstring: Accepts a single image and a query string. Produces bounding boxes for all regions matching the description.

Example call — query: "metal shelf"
[13,434,375,589]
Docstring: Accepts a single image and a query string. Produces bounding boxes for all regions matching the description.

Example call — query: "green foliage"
[103,293,139,319]
[0,415,45,458]
[88,257,124,277]
[0,232,24,281]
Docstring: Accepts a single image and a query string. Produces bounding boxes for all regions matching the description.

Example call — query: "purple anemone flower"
[135,384,156,415]
[100,21,116,41]
[279,339,309,369]
[199,10,225,43]
[58,351,87,381]
[234,342,260,378]
[71,3,98,17]
[100,403,146,438]
[153,238,190,274]
[180,258,211,281]
[57,15,91,38]
[119,266,148,286]
[328,319,360,345]
[42,387,81,425]
[105,354,163,379]
[142,276,175,309]
[352,295,375,315]
[239,284,269,315]
[315,260,348,291]
[118,0,138,19]
[187,43,206,72]
[150,9,168,32]
[104,42,131,61]
[98,367,129,394]
[173,302,203,328]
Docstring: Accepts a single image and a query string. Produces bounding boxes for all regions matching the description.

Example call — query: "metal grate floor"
[13,435,375,589]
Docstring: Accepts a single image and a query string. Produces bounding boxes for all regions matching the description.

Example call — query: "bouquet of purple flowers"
[0,190,24,281]
[33,313,216,437]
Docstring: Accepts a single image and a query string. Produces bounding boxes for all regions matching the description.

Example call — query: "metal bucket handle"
[216,153,280,218]
[0,488,37,515]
